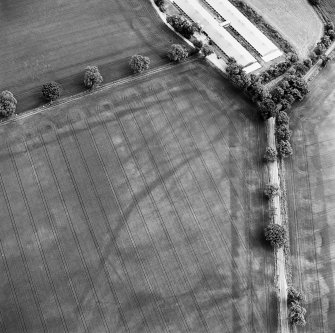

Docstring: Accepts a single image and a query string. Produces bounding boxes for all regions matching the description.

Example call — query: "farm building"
[203,0,282,61]
[173,0,261,71]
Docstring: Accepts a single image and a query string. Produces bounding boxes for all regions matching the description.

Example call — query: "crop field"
[285,61,335,332]
[0,0,183,113]
[241,0,323,58]
[0,61,276,332]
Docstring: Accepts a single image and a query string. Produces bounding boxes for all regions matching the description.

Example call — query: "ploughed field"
[0,0,182,113]
[241,0,323,58]
[0,61,277,332]
[286,60,335,332]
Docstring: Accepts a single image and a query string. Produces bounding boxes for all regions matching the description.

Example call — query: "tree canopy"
[84,66,103,89]
[0,90,17,117]
[129,55,150,73]
[42,82,61,102]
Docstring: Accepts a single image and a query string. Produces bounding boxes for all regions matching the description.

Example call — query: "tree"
[286,52,299,63]
[287,287,305,306]
[166,15,195,39]
[84,66,103,90]
[193,39,203,51]
[280,99,291,111]
[327,29,335,41]
[285,94,296,105]
[309,0,320,5]
[201,44,214,57]
[129,55,150,73]
[276,111,289,125]
[271,86,284,103]
[289,302,307,326]
[0,90,17,117]
[276,124,292,141]
[264,184,280,199]
[41,82,61,102]
[277,140,293,158]
[264,224,286,248]
[246,81,269,102]
[167,44,188,62]
[303,58,312,69]
[154,0,165,6]
[264,147,277,162]
[257,98,277,119]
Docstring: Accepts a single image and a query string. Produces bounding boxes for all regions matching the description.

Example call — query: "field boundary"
[0,57,198,127]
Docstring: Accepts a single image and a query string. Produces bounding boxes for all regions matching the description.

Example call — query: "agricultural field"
[0,0,183,113]
[0,60,277,332]
[241,0,323,58]
[285,61,335,332]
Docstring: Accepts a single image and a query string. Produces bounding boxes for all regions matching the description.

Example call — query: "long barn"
[203,0,282,61]
[173,0,261,70]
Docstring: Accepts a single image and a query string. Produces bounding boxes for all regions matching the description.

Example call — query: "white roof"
[173,0,258,67]
[204,0,282,60]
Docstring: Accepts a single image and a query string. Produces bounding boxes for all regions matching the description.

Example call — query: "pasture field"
[285,61,335,332]
[0,0,183,113]
[0,61,276,332]
[241,0,323,58]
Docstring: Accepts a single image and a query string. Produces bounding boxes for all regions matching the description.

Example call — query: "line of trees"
[287,287,307,326]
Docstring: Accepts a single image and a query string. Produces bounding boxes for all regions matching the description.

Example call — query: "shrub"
[264,147,277,162]
[192,22,202,33]
[303,58,312,69]
[193,39,203,50]
[276,124,292,141]
[289,302,307,326]
[321,55,331,67]
[326,21,335,30]
[264,183,280,199]
[286,52,299,63]
[41,82,61,102]
[154,0,164,6]
[276,111,289,125]
[167,44,188,62]
[321,35,332,48]
[327,29,335,41]
[129,55,150,73]
[0,90,17,117]
[309,51,319,64]
[201,44,214,57]
[167,15,195,39]
[264,224,286,248]
[277,140,293,158]
[287,287,305,306]
[84,66,103,90]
